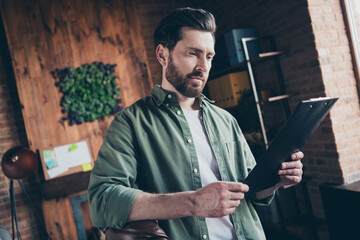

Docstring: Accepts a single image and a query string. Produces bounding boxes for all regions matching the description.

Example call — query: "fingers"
[228,200,241,208]
[228,191,245,201]
[279,159,303,176]
[277,152,304,188]
[219,182,247,204]
[280,175,302,184]
[214,206,238,217]
[225,182,249,193]
[194,181,247,218]
[291,151,304,160]
[278,168,303,176]
[281,160,303,170]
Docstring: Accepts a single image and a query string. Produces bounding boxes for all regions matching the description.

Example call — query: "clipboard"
[243,97,339,194]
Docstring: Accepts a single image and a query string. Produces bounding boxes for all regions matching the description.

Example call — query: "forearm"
[254,185,279,200]
[127,191,196,222]
[127,181,249,222]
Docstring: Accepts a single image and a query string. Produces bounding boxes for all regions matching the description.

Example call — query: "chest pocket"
[225,141,251,182]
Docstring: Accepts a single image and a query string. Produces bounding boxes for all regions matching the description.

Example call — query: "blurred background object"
[1,147,51,240]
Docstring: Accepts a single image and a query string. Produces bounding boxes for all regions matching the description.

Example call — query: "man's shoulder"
[126,95,153,110]
[115,95,153,119]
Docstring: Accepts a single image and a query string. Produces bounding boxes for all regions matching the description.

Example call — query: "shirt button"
[176,110,181,115]
[202,234,207,239]
[165,104,169,107]
[193,168,198,173]
[167,94,172,99]
[187,138,192,143]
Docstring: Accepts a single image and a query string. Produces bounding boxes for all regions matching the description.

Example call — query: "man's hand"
[192,181,249,218]
[255,151,304,199]
[277,151,304,187]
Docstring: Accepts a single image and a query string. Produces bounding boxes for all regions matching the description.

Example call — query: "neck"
[161,80,200,111]
[177,95,200,110]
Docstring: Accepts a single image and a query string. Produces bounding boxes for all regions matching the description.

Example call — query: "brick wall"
[308,0,360,184]
[0,16,44,239]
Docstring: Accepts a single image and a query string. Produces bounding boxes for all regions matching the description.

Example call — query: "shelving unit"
[210,50,285,79]
[210,35,291,149]
[242,36,291,149]
[210,35,324,239]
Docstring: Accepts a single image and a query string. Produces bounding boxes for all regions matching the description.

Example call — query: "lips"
[188,77,204,87]
[186,71,206,86]
[189,76,204,81]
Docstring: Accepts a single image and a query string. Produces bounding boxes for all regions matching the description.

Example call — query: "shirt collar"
[151,85,169,106]
[151,84,215,107]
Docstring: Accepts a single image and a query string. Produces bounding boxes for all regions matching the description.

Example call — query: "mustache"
[186,71,204,79]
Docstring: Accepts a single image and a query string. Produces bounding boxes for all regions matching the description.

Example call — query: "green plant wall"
[54,62,122,125]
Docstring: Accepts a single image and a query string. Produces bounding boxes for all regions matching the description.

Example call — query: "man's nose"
[196,56,211,73]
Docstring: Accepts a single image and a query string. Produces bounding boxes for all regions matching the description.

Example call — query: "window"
[342,0,360,94]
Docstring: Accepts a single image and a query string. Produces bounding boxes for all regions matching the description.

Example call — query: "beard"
[165,55,207,98]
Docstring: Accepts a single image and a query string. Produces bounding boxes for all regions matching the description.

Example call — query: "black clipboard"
[243,97,339,194]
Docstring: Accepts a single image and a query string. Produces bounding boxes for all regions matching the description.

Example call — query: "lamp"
[1,146,51,240]
[1,146,37,179]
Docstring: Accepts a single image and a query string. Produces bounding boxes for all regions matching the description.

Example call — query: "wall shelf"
[265,94,291,103]
[250,51,285,62]
[210,51,285,80]
[210,36,290,149]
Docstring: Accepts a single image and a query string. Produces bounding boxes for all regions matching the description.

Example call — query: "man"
[88,8,303,240]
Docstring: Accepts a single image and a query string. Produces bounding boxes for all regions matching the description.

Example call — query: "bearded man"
[88,7,304,240]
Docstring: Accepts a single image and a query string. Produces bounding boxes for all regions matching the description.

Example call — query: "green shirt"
[88,85,274,240]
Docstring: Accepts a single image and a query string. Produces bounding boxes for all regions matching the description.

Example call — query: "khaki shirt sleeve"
[88,113,142,231]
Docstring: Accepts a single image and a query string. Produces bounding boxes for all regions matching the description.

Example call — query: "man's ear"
[156,44,169,67]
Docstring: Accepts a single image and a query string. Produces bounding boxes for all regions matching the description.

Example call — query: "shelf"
[210,51,285,79]
[249,51,285,63]
[263,94,291,103]
[210,62,247,80]
[209,35,289,149]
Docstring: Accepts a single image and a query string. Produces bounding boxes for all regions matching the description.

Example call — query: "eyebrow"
[188,47,216,56]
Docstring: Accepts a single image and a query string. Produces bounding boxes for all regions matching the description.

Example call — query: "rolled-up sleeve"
[88,113,142,230]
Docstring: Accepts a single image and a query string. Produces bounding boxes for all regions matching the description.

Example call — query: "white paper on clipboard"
[53,141,92,169]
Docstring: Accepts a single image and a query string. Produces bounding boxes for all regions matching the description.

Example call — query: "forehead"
[176,28,215,53]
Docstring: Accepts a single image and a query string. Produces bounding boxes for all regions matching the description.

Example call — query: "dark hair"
[154,7,216,51]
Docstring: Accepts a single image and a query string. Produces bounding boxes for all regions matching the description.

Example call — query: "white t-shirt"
[183,109,237,240]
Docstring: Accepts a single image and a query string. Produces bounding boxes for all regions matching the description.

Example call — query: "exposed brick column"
[308,0,360,184]
[0,15,44,240]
